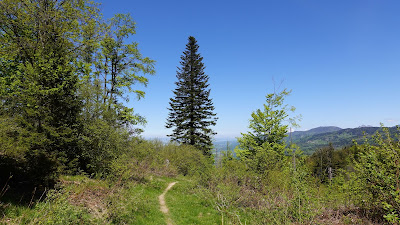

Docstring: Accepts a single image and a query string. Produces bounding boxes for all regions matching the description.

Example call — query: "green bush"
[0,116,60,188]
[159,143,213,176]
[106,140,213,182]
[194,152,325,224]
[346,126,400,223]
[79,119,132,176]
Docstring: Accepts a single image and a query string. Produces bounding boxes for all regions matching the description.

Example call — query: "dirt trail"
[159,182,177,225]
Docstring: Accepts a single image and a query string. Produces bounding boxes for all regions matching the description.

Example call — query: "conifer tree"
[0,0,99,183]
[166,36,217,156]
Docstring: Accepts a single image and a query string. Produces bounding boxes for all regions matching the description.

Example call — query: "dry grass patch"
[59,176,113,220]
[315,207,381,225]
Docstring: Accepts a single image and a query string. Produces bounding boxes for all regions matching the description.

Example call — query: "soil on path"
[158,182,177,225]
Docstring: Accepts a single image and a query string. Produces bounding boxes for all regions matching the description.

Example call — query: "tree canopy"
[236,89,300,173]
[0,0,155,185]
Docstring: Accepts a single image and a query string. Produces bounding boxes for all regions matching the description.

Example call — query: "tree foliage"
[236,89,300,173]
[347,126,400,223]
[76,13,155,173]
[0,0,101,185]
[307,144,360,183]
[0,0,155,185]
[166,36,217,156]
[90,13,155,128]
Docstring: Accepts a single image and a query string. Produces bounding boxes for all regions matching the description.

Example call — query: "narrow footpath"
[158,182,177,225]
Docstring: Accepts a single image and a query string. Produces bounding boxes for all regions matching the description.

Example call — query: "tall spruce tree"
[166,36,217,156]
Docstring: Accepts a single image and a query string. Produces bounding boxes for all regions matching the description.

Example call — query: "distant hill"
[287,126,398,155]
[289,126,342,140]
[213,126,398,156]
[212,126,344,156]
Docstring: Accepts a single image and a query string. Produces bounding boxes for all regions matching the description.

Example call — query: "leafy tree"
[166,36,217,156]
[91,14,155,129]
[77,13,155,173]
[306,144,361,183]
[0,0,100,184]
[236,89,300,173]
[307,143,334,183]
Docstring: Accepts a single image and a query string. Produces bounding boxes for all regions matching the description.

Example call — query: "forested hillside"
[287,126,399,154]
[215,126,399,156]
[288,126,342,139]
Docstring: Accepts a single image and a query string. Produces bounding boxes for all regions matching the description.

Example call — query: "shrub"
[159,143,213,176]
[0,116,60,188]
[106,140,213,182]
[347,126,400,223]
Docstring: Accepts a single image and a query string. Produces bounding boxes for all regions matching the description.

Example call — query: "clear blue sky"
[98,0,400,139]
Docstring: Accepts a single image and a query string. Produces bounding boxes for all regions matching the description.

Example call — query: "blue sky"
[98,0,400,139]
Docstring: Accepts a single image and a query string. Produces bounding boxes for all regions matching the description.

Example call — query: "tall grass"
[192,153,378,224]
[0,138,384,224]
[0,139,213,224]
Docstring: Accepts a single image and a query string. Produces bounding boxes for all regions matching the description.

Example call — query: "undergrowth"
[0,139,388,224]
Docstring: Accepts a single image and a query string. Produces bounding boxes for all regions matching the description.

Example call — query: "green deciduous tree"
[236,89,300,173]
[77,13,155,173]
[0,0,156,184]
[307,143,334,183]
[0,0,100,184]
[166,36,217,156]
[93,13,155,128]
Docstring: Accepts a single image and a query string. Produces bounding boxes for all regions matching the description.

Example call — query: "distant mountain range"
[288,126,342,140]
[286,126,398,154]
[213,126,399,155]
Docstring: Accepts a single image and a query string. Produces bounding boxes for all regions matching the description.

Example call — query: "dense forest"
[1,0,399,224]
